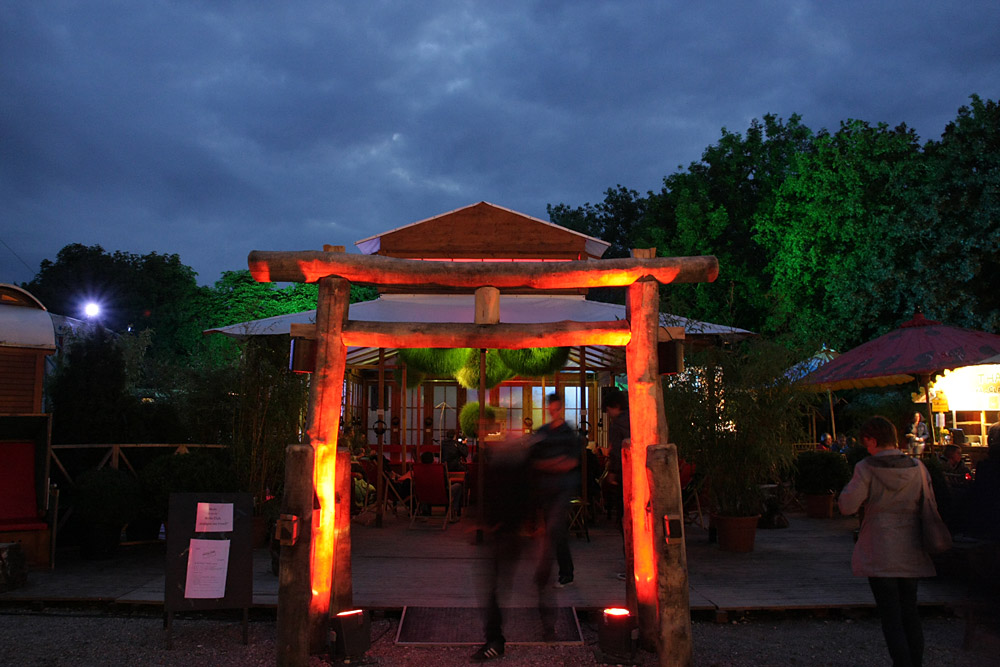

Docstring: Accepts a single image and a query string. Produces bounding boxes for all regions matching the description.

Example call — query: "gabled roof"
[355,201,610,260]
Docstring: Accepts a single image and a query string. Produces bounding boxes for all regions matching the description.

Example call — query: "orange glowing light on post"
[309,441,337,617]
[337,609,364,617]
[604,607,631,617]
[297,259,337,284]
[248,259,271,283]
[625,250,666,647]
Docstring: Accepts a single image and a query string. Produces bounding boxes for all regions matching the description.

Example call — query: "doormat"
[395,606,583,646]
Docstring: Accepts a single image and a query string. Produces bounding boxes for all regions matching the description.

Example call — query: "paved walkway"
[0,510,975,615]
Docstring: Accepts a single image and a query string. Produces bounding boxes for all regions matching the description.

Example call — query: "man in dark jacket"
[530,393,581,590]
[440,430,468,472]
[603,388,629,528]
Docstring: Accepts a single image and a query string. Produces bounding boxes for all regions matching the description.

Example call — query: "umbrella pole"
[922,375,936,454]
[827,390,837,440]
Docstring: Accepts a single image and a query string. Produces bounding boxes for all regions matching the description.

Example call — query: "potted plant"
[665,341,809,552]
[74,467,142,559]
[795,449,851,518]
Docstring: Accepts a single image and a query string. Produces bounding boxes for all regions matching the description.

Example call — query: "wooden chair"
[568,497,590,541]
[409,462,454,530]
[682,472,708,530]
[0,440,56,567]
[361,459,409,516]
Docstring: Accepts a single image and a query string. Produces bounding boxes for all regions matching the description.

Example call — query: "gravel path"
[0,607,997,666]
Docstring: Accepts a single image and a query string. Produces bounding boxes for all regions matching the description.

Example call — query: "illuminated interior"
[932,364,1000,411]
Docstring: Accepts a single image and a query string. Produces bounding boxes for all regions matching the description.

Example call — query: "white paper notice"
[195,502,234,533]
[184,539,230,599]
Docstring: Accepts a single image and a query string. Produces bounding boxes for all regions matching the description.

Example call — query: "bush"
[74,467,142,528]
[795,450,852,495]
[139,450,240,520]
[459,402,496,439]
[664,340,810,517]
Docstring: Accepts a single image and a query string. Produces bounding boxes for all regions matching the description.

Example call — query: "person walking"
[839,416,938,667]
[471,436,532,662]
[530,393,581,590]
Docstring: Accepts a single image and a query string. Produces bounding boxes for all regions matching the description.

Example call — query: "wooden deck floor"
[351,510,967,613]
[0,509,971,615]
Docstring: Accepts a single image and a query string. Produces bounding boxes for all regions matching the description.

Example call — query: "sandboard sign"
[165,492,253,648]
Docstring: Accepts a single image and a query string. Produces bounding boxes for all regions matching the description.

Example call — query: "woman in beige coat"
[839,416,937,667]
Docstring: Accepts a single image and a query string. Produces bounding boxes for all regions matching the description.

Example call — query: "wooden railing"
[49,443,226,483]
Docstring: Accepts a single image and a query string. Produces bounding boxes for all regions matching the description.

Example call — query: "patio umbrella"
[801,313,1000,446]
[787,346,840,439]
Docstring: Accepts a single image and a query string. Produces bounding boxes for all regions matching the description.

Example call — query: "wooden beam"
[249,250,718,288]
[475,286,500,323]
[292,320,631,348]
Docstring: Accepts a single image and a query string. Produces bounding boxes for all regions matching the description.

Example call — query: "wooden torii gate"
[249,247,718,667]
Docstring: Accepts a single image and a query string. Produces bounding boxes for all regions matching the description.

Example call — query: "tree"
[640,114,813,332]
[24,244,208,362]
[547,185,650,260]
[905,95,1000,331]
[754,120,924,349]
[48,326,138,443]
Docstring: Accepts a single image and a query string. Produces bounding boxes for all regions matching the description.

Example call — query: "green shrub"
[795,450,852,495]
[459,402,496,439]
[139,450,240,520]
[74,467,142,527]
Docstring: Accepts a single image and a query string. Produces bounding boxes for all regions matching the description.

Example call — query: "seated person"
[939,444,972,485]
[350,460,375,513]
[440,430,468,472]
[970,423,1000,539]
[418,451,465,519]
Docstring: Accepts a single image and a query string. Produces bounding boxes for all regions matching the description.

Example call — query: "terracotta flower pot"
[804,493,835,519]
[712,514,760,553]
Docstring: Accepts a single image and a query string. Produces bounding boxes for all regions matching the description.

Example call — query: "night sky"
[3,1,999,287]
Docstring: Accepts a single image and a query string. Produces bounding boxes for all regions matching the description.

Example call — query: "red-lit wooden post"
[624,248,661,649]
[647,444,692,667]
[625,247,692,664]
[303,273,351,651]
[276,443,314,667]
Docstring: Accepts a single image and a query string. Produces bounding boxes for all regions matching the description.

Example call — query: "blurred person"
[835,433,849,454]
[839,416,938,667]
[970,422,1000,539]
[472,436,533,662]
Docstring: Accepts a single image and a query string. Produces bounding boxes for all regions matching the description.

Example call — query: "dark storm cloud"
[2,0,999,291]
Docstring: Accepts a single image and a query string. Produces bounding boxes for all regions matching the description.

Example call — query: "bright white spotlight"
[84,302,101,318]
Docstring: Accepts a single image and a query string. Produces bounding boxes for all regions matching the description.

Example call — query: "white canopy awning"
[204,293,751,338]
[0,306,56,350]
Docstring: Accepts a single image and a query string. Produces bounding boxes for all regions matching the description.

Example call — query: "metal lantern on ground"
[330,609,370,662]
[597,607,635,661]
